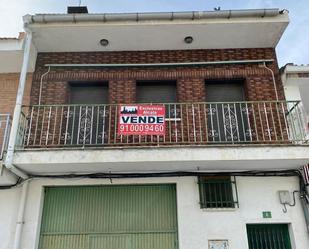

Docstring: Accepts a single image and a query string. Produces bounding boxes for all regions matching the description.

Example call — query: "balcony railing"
[0,114,11,159]
[17,101,308,149]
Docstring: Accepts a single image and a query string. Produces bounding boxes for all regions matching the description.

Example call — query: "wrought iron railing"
[17,101,308,149]
[0,114,11,159]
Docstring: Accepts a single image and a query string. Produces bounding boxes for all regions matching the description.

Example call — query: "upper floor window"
[69,82,109,104]
[137,81,178,119]
[205,79,245,102]
[136,81,177,104]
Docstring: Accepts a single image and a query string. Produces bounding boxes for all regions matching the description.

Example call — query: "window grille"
[198,176,239,209]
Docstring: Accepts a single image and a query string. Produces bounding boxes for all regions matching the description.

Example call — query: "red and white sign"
[118,105,165,135]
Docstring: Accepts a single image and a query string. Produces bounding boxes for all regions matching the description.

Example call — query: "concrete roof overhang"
[24,9,289,53]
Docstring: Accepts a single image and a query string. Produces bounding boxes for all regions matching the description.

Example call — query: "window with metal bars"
[246,224,292,249]
[198,176,239,209]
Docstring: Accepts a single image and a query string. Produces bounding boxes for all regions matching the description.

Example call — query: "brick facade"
[24,48,290,147]
[0,73,32,155]
[0,73,32,114]
[31,48,285,105]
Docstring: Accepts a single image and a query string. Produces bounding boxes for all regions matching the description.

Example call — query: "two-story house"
[1,6,309,249]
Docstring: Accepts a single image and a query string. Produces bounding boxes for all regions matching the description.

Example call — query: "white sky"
[0,0,308,66]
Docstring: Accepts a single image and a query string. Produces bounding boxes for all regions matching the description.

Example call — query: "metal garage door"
[38,184,178,249]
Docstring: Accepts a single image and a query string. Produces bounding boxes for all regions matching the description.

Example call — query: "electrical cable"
[28,169,300,179]
[0,169,304,189]
[0,177,22,189]
[282,190,300,213]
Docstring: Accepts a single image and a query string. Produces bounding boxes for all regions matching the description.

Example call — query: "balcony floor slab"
[12,145,309,175]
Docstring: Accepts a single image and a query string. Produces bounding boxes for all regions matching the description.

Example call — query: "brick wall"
[24,48,290,147]
[0,73,32,154]
[31,48,285,105]
[0,73,32,114]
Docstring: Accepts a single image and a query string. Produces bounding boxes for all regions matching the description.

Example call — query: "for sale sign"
[118,105,165,135]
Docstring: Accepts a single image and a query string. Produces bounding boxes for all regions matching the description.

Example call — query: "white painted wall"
[0,186,20,249]
[282,73,309,119]
[284,84,301,101]
[282,74,309,139]
[0,167,18,185]
[1,176,309,249]
[0,41,36,73]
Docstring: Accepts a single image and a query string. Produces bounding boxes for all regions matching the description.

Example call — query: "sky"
[0,0,308,66]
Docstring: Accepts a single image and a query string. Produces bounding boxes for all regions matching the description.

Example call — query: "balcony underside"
[13,145,309,175]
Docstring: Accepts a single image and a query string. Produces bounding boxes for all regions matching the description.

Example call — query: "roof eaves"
[24,8,284,25]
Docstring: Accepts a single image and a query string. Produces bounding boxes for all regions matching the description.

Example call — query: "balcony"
[0,114,11,160]
[12,101,309,174]
[18,100,307,149]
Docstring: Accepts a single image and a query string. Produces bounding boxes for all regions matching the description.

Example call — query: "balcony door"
[206,79,248,143]
[68,82,109,145]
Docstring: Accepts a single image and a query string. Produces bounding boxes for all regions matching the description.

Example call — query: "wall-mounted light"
[100,39,109,46]
[184,36,193,44]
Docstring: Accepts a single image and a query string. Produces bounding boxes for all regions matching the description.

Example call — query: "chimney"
[67,6,88,14]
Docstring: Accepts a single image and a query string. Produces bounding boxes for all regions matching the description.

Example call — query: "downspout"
[300,193,309,234]
[39,66,50,105]
[4,30,32,179]
[262,62,279,101]
[13,180,30,249]
[298,172,309,234]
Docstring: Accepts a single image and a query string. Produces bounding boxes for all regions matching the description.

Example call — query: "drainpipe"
[3,30,32,179]
[13,180,29,249]
[38,66,50,105]
[262,62,279,101]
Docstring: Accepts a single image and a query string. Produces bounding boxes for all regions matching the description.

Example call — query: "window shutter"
[137,82,177,103]
[206,80,245,102]
[70,83,109,104]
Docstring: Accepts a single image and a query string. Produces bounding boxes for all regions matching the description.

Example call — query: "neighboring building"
[281,64,309,131]
[1,7,309,249]
[0,33,34,185]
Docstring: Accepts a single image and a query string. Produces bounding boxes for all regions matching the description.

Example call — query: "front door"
[247,224,292,249]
